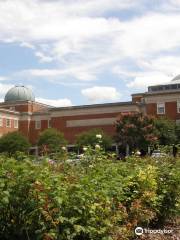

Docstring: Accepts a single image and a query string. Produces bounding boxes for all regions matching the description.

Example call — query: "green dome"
[4,86,35,102]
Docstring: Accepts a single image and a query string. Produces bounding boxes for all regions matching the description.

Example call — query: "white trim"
[0,117,3,127]
[48,119,51,128]
[145,94,180,103]
[35,120,41,129]
[31,115,50,121]
[157,102,165,115]
[177,100,180,113]
[14,119,18,129]
[0,108,19,115]
[6,118,11,128]
[66,118,116,127]
[51,105,139,117]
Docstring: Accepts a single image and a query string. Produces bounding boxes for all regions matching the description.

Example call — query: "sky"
[0,0,180,107]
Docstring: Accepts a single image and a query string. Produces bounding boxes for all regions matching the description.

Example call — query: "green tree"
[175,123,180,143]
[115,112,158,151]
[154,117,177,145]
[0,131,30,156]
[76,128,112,149]
[38,128,67,154]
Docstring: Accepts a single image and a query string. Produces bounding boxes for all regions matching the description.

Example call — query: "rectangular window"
[14,119,18,129]
[35,120,41,129]
[177,101,180,113]
[0,118,3,127]
[6,119,11,128]
[157,103,165,114]
[48,119,51,128]
[9,107,15,111]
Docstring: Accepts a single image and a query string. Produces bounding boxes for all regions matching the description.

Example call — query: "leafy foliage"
[115,112,158,151]
[76,128,112,149]
[175,123,180,143]
[0,131,30,156]
[154,117,177,145]
[0,150,179,240]
[38,128,67,154]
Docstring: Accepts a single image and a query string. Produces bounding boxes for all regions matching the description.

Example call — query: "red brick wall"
[31,102,48,113]
[0,118,18,136]
[18,120,30,138]
[0,102,48,113]
[51,113,118,144]
[28,112,120,144]
[15,102,48,113]
[146,101,180,120]
[132,96,143,103]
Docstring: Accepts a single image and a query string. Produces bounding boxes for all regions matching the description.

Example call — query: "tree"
[115,112,158,152]
[154,117,177,145]
[38,128,67,154]
[76,128,112,149]
[175,123,180,143]
[0,131,30,156]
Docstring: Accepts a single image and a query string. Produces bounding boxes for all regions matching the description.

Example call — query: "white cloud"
[0,83,14,96]
[125,56,180,91]
[138,56,180,77]
[0,76,8,81]
[1,0,180,93]
[127,72,171,90]
[81,86,120,102]
[35,51,53,63]
[36,97,72,107]
[0,0,138,42]
[18,67,98,81]
[20,42,35,49]
[0,0,149,82]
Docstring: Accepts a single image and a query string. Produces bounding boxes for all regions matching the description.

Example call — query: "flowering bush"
[115,113,158,152]
[76,128,112,150]
[0,152,179,240]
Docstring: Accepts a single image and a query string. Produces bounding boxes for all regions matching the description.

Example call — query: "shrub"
[38,128,67,154]
[0,131,30,156]
[115,113,158,152]
[76,128,112,150]
[154,117,177,145]
[0,152,179,239]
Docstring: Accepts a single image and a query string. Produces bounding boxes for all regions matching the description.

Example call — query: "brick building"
[0,75,180,146]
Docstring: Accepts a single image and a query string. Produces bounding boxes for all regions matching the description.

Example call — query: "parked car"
[151,150,167,158]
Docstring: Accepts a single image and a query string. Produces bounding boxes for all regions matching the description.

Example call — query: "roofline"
[0,100,52,108]
[49,101,135,111]
[145,89,180,95]
[0,108,20,115]
[148,82,180,88]
[131,93,144,96]
[31,111,50,116]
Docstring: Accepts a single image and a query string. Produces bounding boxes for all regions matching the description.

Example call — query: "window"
[0,118,3,127]
[35,120,41,129]
[6,119,11,128]
[14,119,18,128]
[9,107,15,111]
[177,101,180,113]
[157,103,165,114]
[48,119,51,128]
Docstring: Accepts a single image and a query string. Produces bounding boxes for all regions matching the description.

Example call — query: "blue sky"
[0,0,180,106]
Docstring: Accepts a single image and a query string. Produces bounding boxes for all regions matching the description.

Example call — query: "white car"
[151,150,167,158]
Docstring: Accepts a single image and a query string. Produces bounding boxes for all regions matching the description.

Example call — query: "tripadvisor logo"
[135,227,143,236]
[134,226,174,236]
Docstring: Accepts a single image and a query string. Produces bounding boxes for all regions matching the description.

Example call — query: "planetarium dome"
[4,86,35,102]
